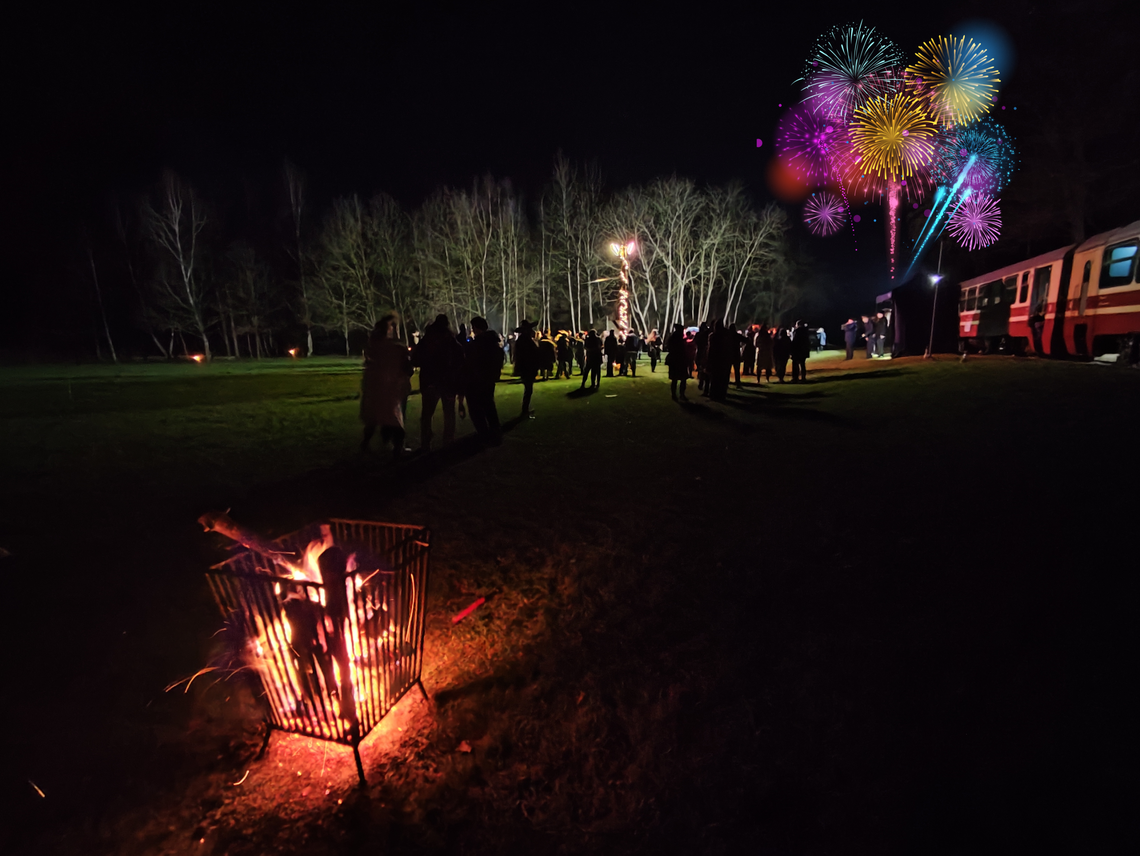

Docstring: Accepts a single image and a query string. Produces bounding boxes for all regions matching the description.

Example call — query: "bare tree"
[145,172,212,359]
[315,195,374,354]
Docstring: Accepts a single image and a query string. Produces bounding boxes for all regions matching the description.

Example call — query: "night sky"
[1,0,1132,347]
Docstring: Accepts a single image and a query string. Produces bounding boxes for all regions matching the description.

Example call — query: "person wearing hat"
[514,320,540,417]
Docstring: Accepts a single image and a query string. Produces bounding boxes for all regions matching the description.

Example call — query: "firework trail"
[907,35,1001,126]
[800,21,906,123]
[803,192,847,236]
[948,193,1001,250]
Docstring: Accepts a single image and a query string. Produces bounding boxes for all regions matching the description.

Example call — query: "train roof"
[961,244,1075,289]
[1075,219,1140,253]
[960,220,1140,289]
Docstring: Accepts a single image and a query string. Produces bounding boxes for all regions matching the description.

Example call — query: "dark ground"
[1,354,1136,854]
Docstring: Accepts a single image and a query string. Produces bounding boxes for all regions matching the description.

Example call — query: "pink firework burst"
[803,192,846,236]
[776,104,840,185]
[948,193,1001,250]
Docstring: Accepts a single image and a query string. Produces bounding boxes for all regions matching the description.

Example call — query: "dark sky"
[0,0,1130,343]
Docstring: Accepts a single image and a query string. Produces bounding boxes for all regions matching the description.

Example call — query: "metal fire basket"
[206,519,430,784]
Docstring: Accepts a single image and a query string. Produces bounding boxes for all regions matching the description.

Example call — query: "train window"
[1100,242,1138,288]
[990,280,1003,304]
[966,288,977,311]
[1032,266,1052,313]
[1079,261,1091,316]
[959,291,967,312]
[1018,272,1029,303]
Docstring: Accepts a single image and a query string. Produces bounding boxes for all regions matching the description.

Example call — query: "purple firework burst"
[801,22,907,122]
[804,192,846,236]
[948,193,1001,250]
[776,104,840,184]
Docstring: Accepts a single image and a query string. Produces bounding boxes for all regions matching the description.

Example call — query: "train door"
[1049,250,1075,357]
[1030,266,1051,353]
[979,279,1011,345]
[1074,260,1092,356]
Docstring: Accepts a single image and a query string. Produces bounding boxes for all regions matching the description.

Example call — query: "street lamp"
[926,273,943,358]
[610,241,635,335]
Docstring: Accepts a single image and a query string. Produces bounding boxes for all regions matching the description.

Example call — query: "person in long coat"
[360,314,413,457]
[664,323,690,401]
[705,320,733,401]
[790,320,811,382]
[514,321,540,416]
[772,326,792,383]
[755,324,775,383]
[581,330,603,389]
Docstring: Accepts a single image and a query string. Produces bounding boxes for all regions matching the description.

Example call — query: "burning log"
[198,511,297,571]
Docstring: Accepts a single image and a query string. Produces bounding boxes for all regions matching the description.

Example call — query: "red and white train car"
[957,219,1140,358]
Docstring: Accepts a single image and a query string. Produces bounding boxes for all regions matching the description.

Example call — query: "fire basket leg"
[353,746,367,787]
[415,679,430,704]
[256,721,273,760]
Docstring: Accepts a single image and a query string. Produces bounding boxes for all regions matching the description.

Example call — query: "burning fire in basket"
[198,513,430,783]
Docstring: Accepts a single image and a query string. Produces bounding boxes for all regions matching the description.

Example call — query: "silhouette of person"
[412,314,464,451]
[603,330,619,377]
[773,326,791,382]
[582,330,603,389]
[755,324,774,382]
[841,318,858,360]
[665,323,690,401]
[360,314,413,458]
[464,316,504,445]
[790,320,810,382]
[514,321,540,416]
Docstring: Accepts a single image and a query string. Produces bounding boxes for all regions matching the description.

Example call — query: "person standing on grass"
[773,326,792,382]
[573,334,586,377]
[581,330,603,389]
[603,330,619,377]
[742,328,756,377]
[665,323,690,401]
[816,326,827,352]
[862,315,875,359]
[790,320,811,382]
[874,312,887,357]
[514,320,540,416]
[647,329,661,372]
[538,332,556,380]
[463,316,503,446]
[694,321,710,393]
[841,318,858,360]
[624,329,641,377]
[360,314,413,458]
[413,314,464,452]
[556,333,572,379]
[730,323,745,388]
[705,320,732,401]
[755,324,774,383]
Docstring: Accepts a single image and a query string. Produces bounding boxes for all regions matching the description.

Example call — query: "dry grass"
[2,355,1137,854]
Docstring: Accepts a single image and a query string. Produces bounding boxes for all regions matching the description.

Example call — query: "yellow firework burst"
[907,35,1001,125]
[850,92,937,180]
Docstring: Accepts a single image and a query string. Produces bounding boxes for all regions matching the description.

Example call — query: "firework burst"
[801,21,906,122]
[931,117,1017,195]
[850,92,937,181]
[803,192,846,236]
[948,193,1001,250]
[775,104,841,184]
[907,35,1001,125]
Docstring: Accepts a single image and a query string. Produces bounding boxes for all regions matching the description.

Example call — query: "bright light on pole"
[611,241,634,335]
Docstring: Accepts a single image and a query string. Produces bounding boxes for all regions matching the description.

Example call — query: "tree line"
[80,155,801,361]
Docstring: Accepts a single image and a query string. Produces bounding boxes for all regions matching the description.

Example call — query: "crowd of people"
[359,313,835,458]
[839,313,889,360]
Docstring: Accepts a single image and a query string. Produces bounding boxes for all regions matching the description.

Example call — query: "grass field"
[2,353,1137,854]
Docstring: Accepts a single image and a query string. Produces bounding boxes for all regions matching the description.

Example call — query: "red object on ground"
[452,597,485,625]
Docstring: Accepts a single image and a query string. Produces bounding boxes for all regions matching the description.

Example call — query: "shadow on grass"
[565,386,599,399]
[802,368,908,384]
[677,387,855,429]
